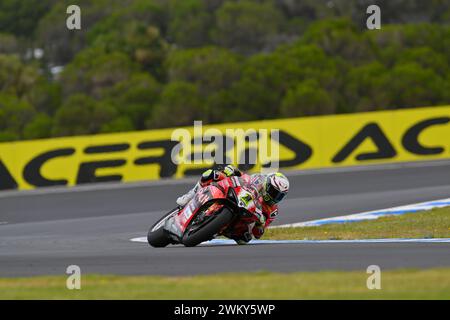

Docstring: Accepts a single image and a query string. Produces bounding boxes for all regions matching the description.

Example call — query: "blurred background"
[0,0,449,142]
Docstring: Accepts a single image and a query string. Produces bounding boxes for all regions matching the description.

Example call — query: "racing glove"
[200,168,225,185]
[223,165,242,177]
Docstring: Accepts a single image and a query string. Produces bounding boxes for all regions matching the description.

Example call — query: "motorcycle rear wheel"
[182,207,234,247]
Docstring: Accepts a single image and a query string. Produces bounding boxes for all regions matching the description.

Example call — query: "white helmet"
[263,172,289,205]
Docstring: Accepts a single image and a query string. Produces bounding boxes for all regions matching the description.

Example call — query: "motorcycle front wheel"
[182,207,234,247]
[147,208,179,248]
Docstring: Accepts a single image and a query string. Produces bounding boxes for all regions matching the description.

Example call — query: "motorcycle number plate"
[181,201,196,221]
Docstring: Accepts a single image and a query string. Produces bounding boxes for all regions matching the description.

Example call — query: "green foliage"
[101,73,161,130]
[23,113,53,140]
[149,82,204,128]
[0,93,36,141]
[60,49,138,99]
[167,46,241,94]
[397,47,449,77]
[212,0,284,54]
[167,0,213,47]
[343,61,390,112]
[301,18,374,64]
[386,62,445,108]
[0,33,19,55]
[87,0,166,42]
[36,0,123,65]
[0,1,449,142]
[52,94,117,136]
[0,0,52,37]
[100,116,135,133]
[88,21,169,79]
[0,55,40,98]
[281,80,335,117]
[27,80,62,115]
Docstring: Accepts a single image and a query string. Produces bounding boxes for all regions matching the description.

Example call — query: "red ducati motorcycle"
[147,176,261,247]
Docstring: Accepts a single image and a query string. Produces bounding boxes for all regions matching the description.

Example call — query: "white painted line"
[274,197,450,228]
[131,237,450,245]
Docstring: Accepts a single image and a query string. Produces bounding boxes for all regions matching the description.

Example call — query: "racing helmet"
[263,172,289,205]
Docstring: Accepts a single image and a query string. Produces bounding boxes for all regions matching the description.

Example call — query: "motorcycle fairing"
[173,184,226,233]
[162,176,260,243]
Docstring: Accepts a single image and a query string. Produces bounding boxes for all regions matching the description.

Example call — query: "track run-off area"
[0,160,450,277]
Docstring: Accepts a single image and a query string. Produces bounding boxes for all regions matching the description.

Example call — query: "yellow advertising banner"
[0,106,449,190]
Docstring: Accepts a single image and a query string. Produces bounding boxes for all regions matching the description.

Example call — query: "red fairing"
[173,183,227,232]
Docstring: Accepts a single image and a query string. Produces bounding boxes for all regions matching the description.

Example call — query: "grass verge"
[265,206,450,240]
[0,268,449,299]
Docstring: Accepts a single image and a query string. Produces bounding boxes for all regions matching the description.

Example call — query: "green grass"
[1,268,449,299]
[265,206,450,240]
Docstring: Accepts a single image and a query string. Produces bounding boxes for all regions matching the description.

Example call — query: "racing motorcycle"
[147,176,262,247]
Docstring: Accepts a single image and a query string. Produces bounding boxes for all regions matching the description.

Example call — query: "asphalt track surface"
[1,161,450,277]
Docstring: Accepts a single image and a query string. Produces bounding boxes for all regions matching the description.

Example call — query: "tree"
[396,47,449,77]
[212,0,283,54]
[27,80,62,115]
[0,54,40,98]
[0,33,20,55]
[386,62,445,108]
[0,93,36,141]
[280,79,335,117]
[301,18,374,64]
[233,53,292,119]
[36,0,119,66]
[87,0,167,43]
[226,77,280,121]
[166,46,241,95]
[60,48,138,99]
[101,73,161,130]
[167,0,213,47]
[23,113,53,140]
[277,43,338,89]
[343,61,391,112]
[368,24,450,67]
[89,22,169,80]
[148,82,204,128]
[52,94,117,136]
[100,116,135,133]
[0,0,52,37]
[228,43,338,119]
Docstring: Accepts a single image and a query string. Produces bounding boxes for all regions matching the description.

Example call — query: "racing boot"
[176,182,200,207]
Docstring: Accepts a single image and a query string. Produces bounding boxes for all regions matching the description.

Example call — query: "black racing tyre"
[182,208,234,247]
[147,227,170,248]
[147,208,178,248]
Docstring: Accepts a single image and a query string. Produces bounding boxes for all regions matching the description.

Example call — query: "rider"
[176,165,290,244]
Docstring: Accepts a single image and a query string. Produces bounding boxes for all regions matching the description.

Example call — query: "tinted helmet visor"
[266,182,285,203]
